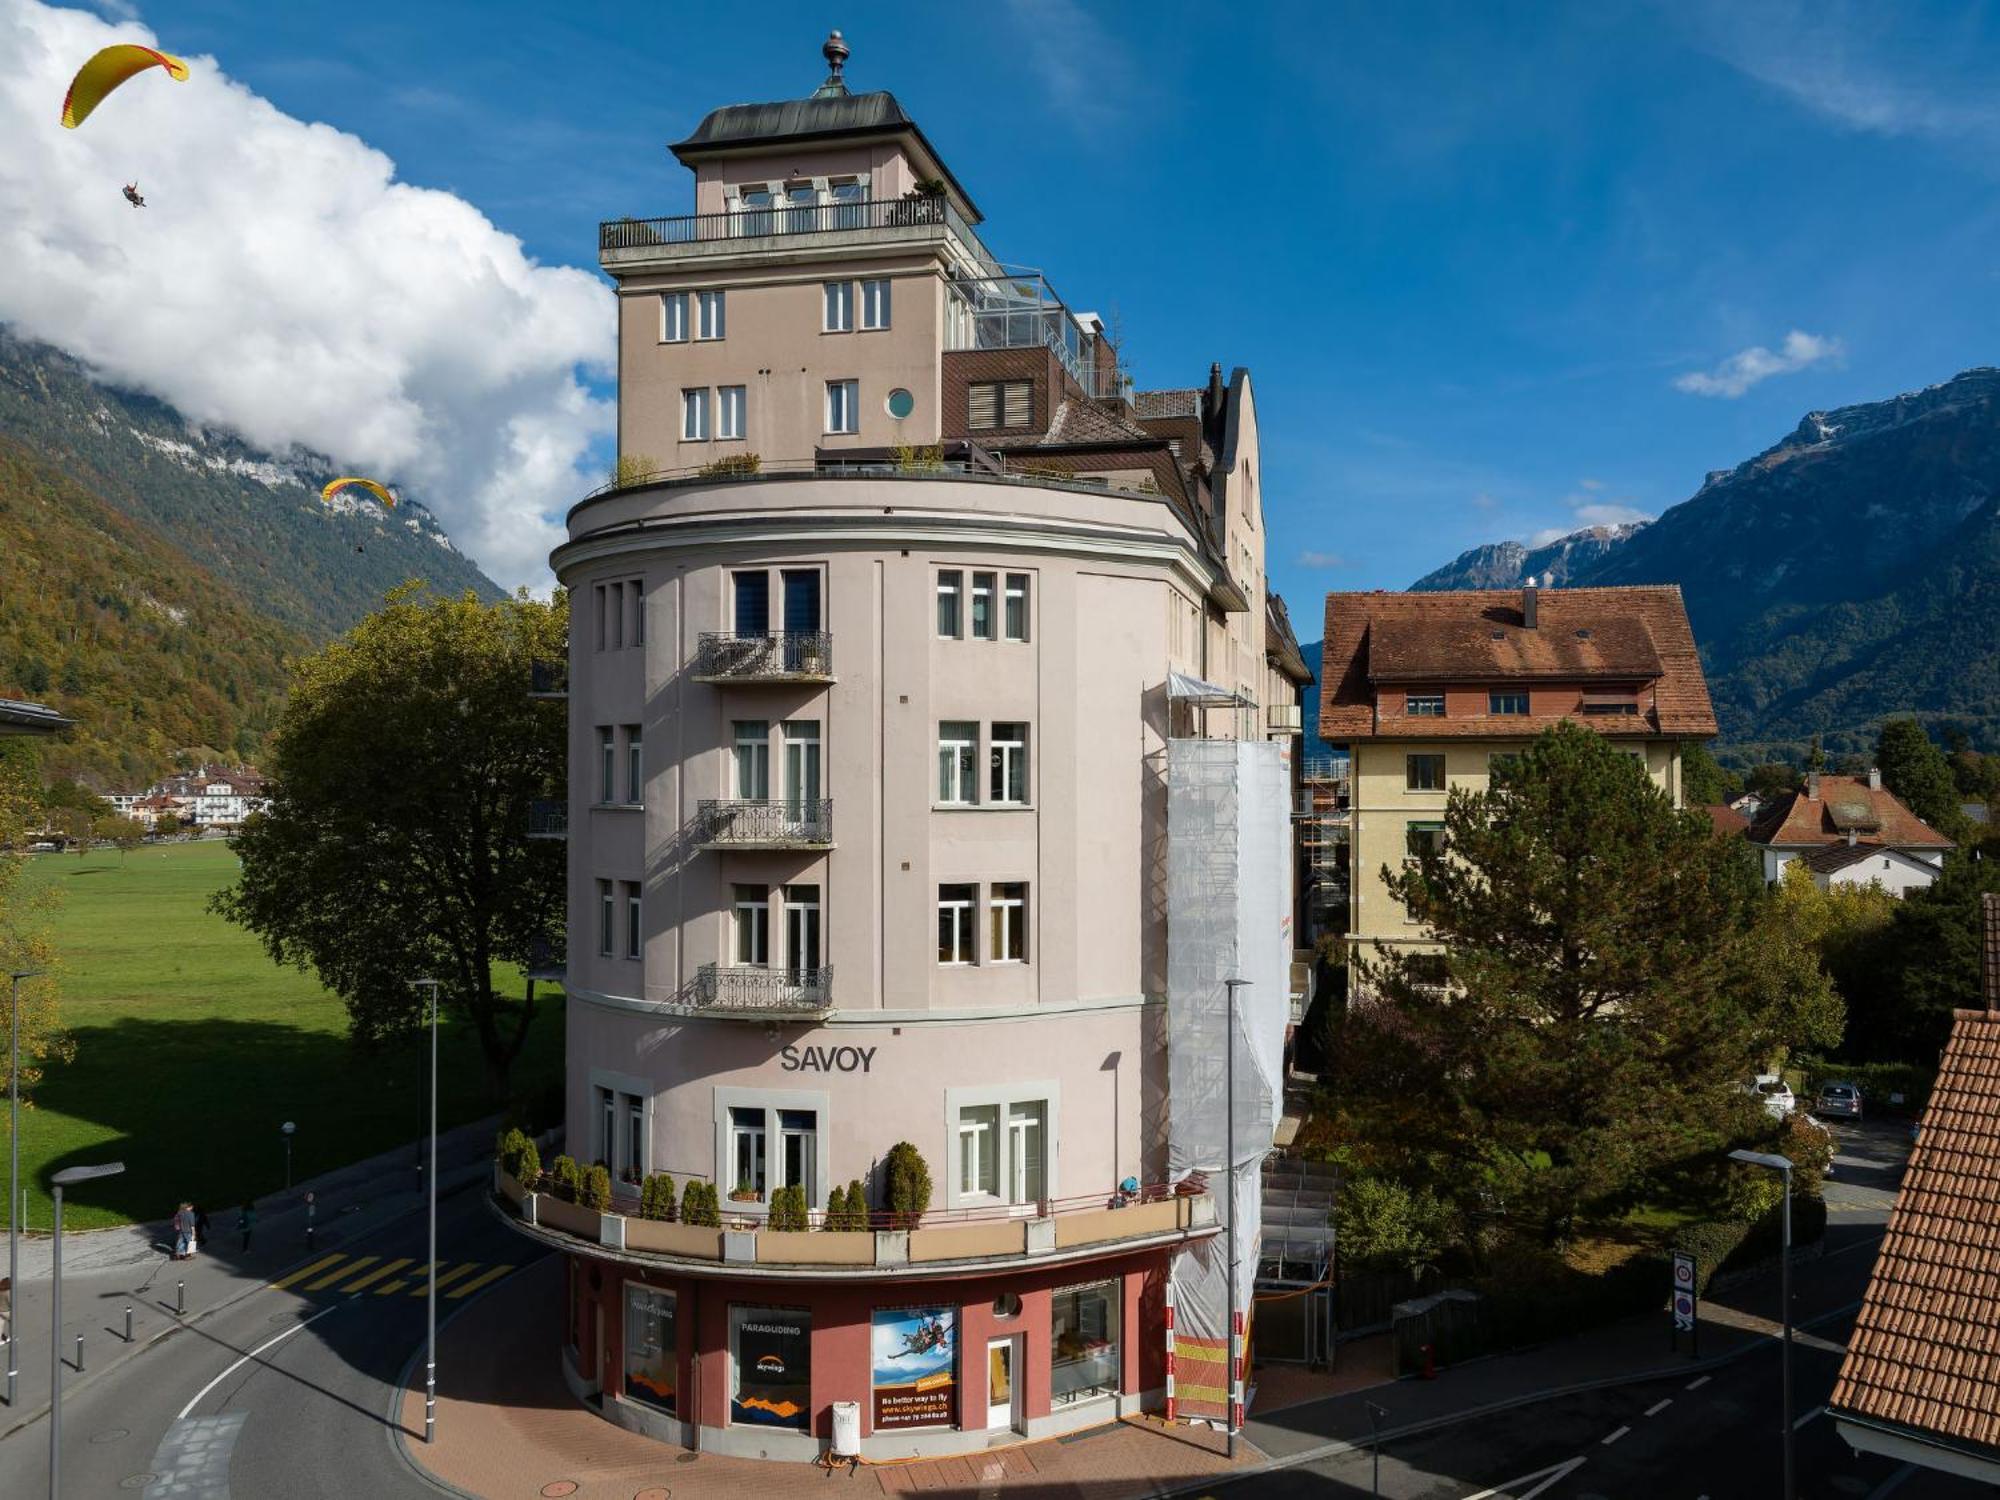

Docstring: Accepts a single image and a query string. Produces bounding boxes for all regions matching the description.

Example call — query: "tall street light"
[409,978,441,1445]
[281,1120,295,1189]
[51,1161,124,1498]
[7,966,42,1408]
[1731,1147,1795,1500]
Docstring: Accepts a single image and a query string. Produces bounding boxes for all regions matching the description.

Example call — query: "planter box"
[1055,1198,1187,1250]
[757,1230,876,1266]
[623,1218,724,1260]
[495,1167,528,1207]
[874,1230,910,1266]
[723,1229,758,1263]
[910,1220,1027,1263]
[538,1195,602,1242]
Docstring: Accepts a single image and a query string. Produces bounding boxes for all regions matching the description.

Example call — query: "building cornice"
[568,984,1157,1028]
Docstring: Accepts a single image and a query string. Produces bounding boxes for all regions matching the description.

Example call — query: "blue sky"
[70,0,2000,628]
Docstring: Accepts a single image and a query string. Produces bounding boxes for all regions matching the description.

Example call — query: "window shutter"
[968,382,1000,430]
[1003,381,1032,428]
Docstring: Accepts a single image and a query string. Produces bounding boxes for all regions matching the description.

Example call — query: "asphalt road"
[0,1186,540,1498]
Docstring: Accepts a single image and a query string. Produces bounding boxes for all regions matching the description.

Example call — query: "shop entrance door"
[986,1337,1019,1431]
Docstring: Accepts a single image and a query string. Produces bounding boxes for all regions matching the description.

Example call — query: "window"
[718,384,746,440]
[623,881,642,961]
[822,281,853,332]
[593,583,609,650]
[825,379,858,434]
[785,884,821,974]
[729,1305,810,1430]
[1050,1282,1121,1405]
[938,883,976,965]
[733,569,770,637]
[738,184,774,234]
[783,720,821,812]
[783,180,817,232]
[697,289,725,340]
[681,387,710,441]
[990,882,1027,963]
[777,1108,818,1204]
[1008,1101,1046,1202]
[660,292,689,343]
[938,722,978,805]
[830,177,865,228]
[1406,694,1445,717]
[1407,821,1446,860]
[597,879,614,956]
[1406,754,1445,791]
[624,1286,677,1413]
[971,572,996,639]
[1581,697,1639,716]
[958,1105,999,1197]
[990,723,1028,805]
[936,570,963,638]
[597,725,615,803]
[624,725,643,804]
[861,278,891,329]
[623,1092,645,1181]
[968,380,1032,430]
[1409,954,1450,991]
[781,569,821,633]
[1489,691,1530,716]
[733,721,770,800]
[1004,574,1029,641]
[729,1106,767,1197]
[733,883,769,966]
[598,1085,615,1165]
[630,578,645,646]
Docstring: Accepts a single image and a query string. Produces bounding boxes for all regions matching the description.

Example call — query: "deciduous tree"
[0,740,73,1102]
[1875,719,1964,837]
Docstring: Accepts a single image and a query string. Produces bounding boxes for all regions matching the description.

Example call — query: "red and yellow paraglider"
[321,477,398,509]
[60,45,189,130]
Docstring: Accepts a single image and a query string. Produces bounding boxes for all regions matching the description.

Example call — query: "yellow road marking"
[373,1281,408,1295]
[446,1265,514,1300]
[337,1257,412,1293]
[269,1254,346,1290]
[412,1263,481,1295]
[305,1255,376,1291]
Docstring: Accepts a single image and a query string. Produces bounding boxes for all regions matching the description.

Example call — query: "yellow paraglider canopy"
[61,45,190,130]
[321,477,397,509]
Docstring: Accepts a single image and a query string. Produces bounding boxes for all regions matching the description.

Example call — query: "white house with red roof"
[1745,770,1953,896]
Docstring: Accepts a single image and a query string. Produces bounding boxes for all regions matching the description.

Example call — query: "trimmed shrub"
[824,1184,847,1230]
[681,1180,721,1228]
[640,1172,677,1222]
[495,1127,531,1180]
[770,1183,809,1232]
[516,1137,541,1189]
[549,1154,583,1204]
[884,1142,933,1227]
[845,1178,870,1231]
[582,1164,613,1213]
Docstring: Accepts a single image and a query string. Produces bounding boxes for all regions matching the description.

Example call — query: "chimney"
[1522,575,1540,630]
[1984,892,1999,1014]
[1847,826,1857,847]
[1807,770,1821,800]
[1867,765,1882,791]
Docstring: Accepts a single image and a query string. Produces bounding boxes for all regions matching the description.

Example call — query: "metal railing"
[586,454,1168,504]
[528,658,567,697]
[526,936,566,982]
[528,799,568,838]
[693,631,833,681]
[600,195,998,270]
[698,798,833,847]
[694,963,833,1014]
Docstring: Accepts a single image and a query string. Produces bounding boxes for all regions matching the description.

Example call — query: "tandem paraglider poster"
[870,1307,957,1430]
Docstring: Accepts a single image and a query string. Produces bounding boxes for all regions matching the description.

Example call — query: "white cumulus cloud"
[0,0,614,591]
[1673,331,1844,399]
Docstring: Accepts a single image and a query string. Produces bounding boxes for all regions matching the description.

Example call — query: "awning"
[1167,672,1248,708]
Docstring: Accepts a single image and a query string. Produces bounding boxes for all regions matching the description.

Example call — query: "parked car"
[1816,1082,1863,1121]
[1750,1074,1796,1120]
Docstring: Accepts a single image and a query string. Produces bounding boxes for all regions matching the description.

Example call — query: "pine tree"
[1874,719,1964,836]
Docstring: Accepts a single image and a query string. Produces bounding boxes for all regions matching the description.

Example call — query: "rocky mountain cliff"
[1411,523,1647,592]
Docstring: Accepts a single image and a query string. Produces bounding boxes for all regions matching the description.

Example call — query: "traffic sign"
[1672,1251,1697,1331]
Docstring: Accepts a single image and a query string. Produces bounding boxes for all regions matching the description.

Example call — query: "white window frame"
[590,1066,654,1184]
[990,723,1029,806]
[971,572,996,640]
[957,1104,999,1199]
[822,281,853,333]
[943,1081,1059,1209]
[717,384,746,441]
[733,721,770,800]
[784,883,822,975]
[623,880,642,961]
[1004,573,1029,642]
[624,724,643,805]
[597,878,614,957]
[938,722,978,805]
[711,1086,830,1217]
[597,725,616,804]
[681,387,710,442]
[861,277,891,330]
[660,292,689,343]
[732,882,770,967]
[938,883,976,966]
[936,570,963,638]
[825,379,859,435]
[989,881,1027,963]
[697,289,725,340]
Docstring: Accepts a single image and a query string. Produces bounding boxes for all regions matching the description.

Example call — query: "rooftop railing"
[696,798,833,849]
[600,194,1000,273]
[693,962,833,1016]
[582,453,1162,503]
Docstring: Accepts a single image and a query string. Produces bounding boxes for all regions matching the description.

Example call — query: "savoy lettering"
[780,1044,877,1074]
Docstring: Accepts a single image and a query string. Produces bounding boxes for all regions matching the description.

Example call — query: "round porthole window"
[992,1292,1022,1319]
[886,387,915,420]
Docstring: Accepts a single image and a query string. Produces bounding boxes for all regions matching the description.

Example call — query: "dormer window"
[831,178,865,229]
[784,181,818,232]
[738,185,774,235]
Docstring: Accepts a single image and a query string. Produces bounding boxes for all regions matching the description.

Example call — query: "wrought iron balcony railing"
[694,963,833,1016]
[692,631,833,683]
[697,798,832,849]
[528,799,568,839]
[529,658,568,698]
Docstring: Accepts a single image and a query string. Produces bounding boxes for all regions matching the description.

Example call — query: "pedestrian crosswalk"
[268,1251,517,1299]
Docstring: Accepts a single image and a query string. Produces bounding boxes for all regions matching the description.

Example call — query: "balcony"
[1268,703,1303,734]
[494,1166,1218,1280]
[527,799,568,839]
[600,195,999,274]
[691,631,833,684]
[528,658,567,699]
[526,936,565,984]
[697,798,832,850]
[945,271,1131,404]
[694,962,833,1017]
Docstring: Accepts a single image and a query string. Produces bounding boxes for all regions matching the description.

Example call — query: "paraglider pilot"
[122,182,145,208]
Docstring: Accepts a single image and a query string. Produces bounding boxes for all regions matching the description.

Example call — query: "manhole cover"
[635,1489,671,1500]
[92,1428,131,1443]
[540,1485,579,1498]
[117,1476,158,1491]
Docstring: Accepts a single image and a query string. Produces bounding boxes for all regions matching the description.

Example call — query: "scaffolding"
[1165,737,1292,1426]
[1297,756,1351,937]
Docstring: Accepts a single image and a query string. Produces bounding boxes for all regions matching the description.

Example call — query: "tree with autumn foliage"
[0,740,74,1103]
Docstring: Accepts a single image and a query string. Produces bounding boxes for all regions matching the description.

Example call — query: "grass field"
[10,839,564,1231]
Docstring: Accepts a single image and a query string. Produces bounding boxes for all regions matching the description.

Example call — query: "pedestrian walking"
[171,1201,195,1261]
[237,1201,256,1252]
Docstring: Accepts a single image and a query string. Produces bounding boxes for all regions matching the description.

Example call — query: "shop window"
[624,1285,677,1413]
[729,1305,811,1429]
[1050,1280,1121,1405]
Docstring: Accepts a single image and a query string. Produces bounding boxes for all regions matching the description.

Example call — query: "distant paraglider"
[321,477,397,509]
[61,44,189,130]
[122,183,146,208]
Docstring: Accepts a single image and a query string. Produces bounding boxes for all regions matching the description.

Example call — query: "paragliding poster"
[871,1306,957,1430]
[728,1305,810,1429]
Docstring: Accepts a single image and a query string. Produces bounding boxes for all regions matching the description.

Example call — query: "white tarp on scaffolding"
[1166,737,1293,1382]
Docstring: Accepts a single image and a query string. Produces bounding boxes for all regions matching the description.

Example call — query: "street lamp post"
[409,978,440,1445]
[50,1162,124,1499]
[1366,1401,1389,1497]
[7,967,41,1408]
[281,1120,295,1189]
[1731,1148,1795,1500]
[1222,977,1249,1461]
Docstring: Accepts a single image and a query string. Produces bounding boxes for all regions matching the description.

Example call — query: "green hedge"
[1797,1060,1934,1117]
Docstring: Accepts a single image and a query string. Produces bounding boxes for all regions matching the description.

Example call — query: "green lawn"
[10,840,564,1230]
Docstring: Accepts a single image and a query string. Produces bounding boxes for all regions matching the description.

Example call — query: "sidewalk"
[0,1112,506,1437]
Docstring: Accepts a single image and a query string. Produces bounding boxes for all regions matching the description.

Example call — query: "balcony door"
[785,884,821,978]
[733,570,770,637]
[734,722,770,801]
[783,721,821,818]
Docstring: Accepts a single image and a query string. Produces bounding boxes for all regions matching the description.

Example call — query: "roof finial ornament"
[815,29,851,97]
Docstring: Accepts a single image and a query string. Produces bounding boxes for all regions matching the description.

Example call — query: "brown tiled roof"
[1042,398,1156,446]
[1702,804,1750,837]
[1829,1006,2000,1457]
[1134,388,1200,419]
[1317,586,1717,740]
[1746,778,1955,851]
[1800,842,1900,874]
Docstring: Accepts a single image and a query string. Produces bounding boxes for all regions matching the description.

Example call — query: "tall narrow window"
[823,281,853,332]
[782,568,821,632]
[733,721,770,800]
[938,883,976,965]
[717,385,746,440]
[958,1105,998,1197]
[697,289,725,340]
[733,883,769,966]
[1007,1101,1045,1203]
[936,570,963,638]
[971,572,996,640]
[660,292,689,343]
[593,583,608,651]
[990,723,1028,805]
[624,725,643,804]
[783,180,817,233]
[938,722,977,805]
[733,570,770,637]
[783,720,821,815]
[597,1085,615,1165]
[990,882,1027,963]
[681,387,710,441]
[623,881,642,960]
[778,1108,818,1204]
[598,726,615,804]
[609,580,624,649]
[623,1093,645,1183]
[597,879,614,957]
[729,1106,767,1198]
[630,578,645,646]
[1004,574,1029,641]
[825,379,858,434]
[785,884,822,974]
[861,278,891,329]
